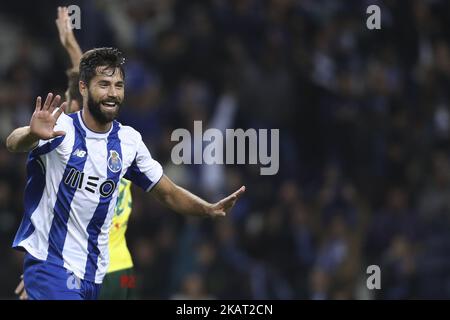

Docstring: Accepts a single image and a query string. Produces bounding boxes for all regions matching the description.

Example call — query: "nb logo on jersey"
[64,168,116,198]
[73,149,86,158]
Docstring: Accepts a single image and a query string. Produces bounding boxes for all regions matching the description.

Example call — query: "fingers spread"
[53,102,67,119]
[221,194,236,205]
[48,95,61,112]
[43,93,53,110]
[216,186,246,215]
[230,186,246,200]
[35,96,42,112]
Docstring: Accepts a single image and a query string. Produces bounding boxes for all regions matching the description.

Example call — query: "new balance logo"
[73,149,86,158]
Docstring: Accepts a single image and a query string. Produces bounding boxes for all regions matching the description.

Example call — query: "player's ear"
[79,80,87,96]
[79,81,88,109]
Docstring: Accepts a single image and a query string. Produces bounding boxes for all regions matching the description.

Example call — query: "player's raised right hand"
[30,93,67,140]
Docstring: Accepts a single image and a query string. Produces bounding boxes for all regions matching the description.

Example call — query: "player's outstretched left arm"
[151,175,245,218]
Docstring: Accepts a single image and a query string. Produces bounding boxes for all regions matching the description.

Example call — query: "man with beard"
[6,47,246,300]
[14,7,139,300]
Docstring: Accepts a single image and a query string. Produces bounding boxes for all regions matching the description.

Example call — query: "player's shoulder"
[116,122,143,143]
[58,111,75,125]
[53,111,76,133]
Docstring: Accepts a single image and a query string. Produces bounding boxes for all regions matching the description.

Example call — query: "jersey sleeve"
[124,139,163,192]
[30,113,70,156]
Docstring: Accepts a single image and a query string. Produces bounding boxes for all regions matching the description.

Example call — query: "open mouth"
[101,101,118,108]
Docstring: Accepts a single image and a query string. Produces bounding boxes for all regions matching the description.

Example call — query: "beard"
[87,92,122,124]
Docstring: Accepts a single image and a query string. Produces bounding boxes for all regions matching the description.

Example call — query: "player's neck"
[81,108,112,133]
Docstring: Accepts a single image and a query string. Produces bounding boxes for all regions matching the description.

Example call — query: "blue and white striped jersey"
[12,111,163,283]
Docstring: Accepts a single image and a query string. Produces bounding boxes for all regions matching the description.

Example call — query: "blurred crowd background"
[1,0,450,299]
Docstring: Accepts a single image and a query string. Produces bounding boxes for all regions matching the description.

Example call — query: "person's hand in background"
[55,6,82,69]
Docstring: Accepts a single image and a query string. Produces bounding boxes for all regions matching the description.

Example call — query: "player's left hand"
[208,186,246,217]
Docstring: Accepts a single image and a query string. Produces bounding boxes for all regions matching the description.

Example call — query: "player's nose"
[107,85,119,98]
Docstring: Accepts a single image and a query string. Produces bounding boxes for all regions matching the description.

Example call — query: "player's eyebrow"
[97,79,111,85]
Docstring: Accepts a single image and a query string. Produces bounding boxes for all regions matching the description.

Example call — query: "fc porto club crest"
[107,150,122,173]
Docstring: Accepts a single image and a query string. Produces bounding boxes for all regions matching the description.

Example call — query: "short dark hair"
[79,47,125,85]
[66,68,83,106]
